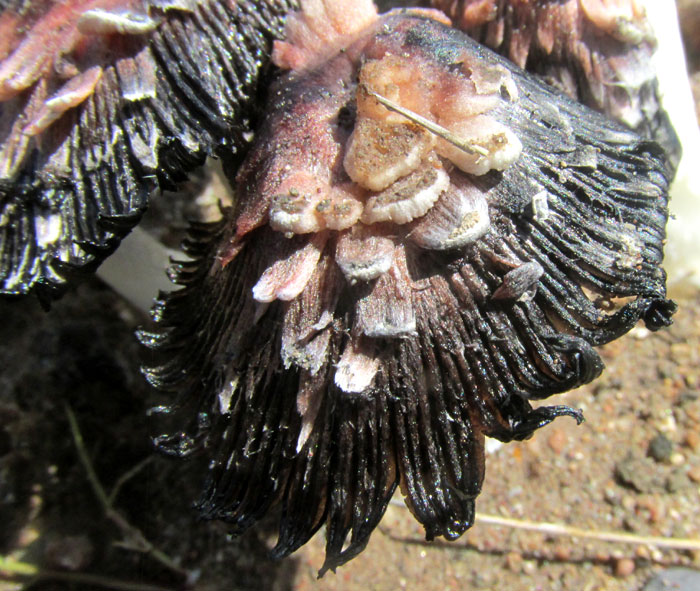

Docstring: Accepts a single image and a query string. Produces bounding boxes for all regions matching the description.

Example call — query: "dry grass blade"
[474,513,700,551]
[362,85,490,156]
[387,498,700,554]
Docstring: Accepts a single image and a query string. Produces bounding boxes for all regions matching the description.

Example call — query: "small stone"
[505,551,522,572]
[648,433,673,463]
[637,498,663,523]
[615,453,665,493]
[621,494,636,511]
[636,546,651,560]
[547,428,568,454]
[684,430,700,451]
[671,452,686,466]
[615,557,636,577]
[688,465,700,484]
[522,560,537,576]
[643,568,700,591]
[666,468,689,493]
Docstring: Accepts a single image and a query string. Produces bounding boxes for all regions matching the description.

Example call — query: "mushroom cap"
[0,0,295,300]
[142,5,676,574]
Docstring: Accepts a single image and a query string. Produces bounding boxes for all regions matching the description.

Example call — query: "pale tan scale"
[252,234,328,303]
[409,182,491,250]
[77,8,160,35]
[335,231,395,283]
[23,66,103,137]
[343,118,436,191]
[334,338,380,393]
[361,164,449,225]
[436,115,522,176]
[355,247,416,338]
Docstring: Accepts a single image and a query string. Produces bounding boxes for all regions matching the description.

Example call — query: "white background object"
[645,0,700,293]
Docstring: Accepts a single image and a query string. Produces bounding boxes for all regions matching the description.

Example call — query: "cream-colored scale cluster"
[249,42,524,397]
[260,52,522,290]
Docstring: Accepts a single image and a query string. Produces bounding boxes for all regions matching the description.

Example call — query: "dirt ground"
[1,267,699,591]
[3,2,700,591]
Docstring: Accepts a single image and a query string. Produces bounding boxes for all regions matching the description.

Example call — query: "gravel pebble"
[684,430,700,451]
[688,465,700,483]
[666,468,689,492]
[522,561,537,576]
[616,454,666,493]
[649,434,674,463]
[547,428,568,454]
[643,568,700,591]
[615,558,636,578]
[505,551,522,572]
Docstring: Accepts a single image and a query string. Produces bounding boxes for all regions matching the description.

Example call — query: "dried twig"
[65,405,191,581]
[108,456,155,506]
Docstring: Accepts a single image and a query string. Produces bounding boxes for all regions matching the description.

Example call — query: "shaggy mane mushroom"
[139,0,674,574]
[0,0,680,576]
